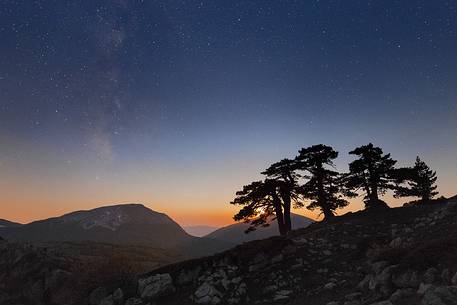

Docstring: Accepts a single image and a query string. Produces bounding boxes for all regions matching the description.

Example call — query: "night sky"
[1,0,456,225]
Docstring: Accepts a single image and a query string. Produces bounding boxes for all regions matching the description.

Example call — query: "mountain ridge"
[184,225,219,237]
[0,203,233,255]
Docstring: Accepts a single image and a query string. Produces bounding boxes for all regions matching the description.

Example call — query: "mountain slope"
[0,219,22,228]
[184,225,219,237]
[0,204,232,254]
[205,213,313,244]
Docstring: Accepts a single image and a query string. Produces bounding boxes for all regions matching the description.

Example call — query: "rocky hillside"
[0,237,77,305]
[0,237,186,305]
[92,200,457,305]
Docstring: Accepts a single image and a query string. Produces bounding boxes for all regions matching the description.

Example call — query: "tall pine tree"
[231,179,296,235]
[295,144,352,220]
[394,156,438,203]
[261,159,303,232]
[344,143,397,208]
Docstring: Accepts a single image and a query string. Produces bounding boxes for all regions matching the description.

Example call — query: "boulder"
[422,286,457,305]
[138,273,175,301]
[124,298,144,305]
[194,282,222,304]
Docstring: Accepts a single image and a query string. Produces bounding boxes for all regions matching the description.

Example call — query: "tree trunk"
[371,185,379,201]
[280,188,292,232]
[421,192,429,203]
[283,202,292,232]
[316,165,332,220]
[272,194,287,235]
[322,208,334,221]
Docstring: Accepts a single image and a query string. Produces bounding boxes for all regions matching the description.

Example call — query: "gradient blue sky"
[0,0,456,225]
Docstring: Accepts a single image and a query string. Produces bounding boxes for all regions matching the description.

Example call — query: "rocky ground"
[2,201,457,305]
[91,201,457,305]
[0,240,183,305]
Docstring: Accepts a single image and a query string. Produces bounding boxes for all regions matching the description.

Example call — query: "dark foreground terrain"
[2,201,457,305]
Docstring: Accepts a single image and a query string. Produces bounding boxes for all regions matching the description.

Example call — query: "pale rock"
[138,273,175,300]
[124,298,143,305]
[417,283,434,294]
[324,282,337,290]
[389,237,403,248]
[194,282,222,305]
[451,272,457,285]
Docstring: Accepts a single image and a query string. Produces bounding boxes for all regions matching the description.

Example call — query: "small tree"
[231,179,293,235]
[295,144,352,220]
[344,143,397,208]
[261,158,303,231]
[394,156,438,203]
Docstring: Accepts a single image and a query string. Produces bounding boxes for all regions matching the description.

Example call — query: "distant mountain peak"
[56,203,171,231]
[0,203,233,256]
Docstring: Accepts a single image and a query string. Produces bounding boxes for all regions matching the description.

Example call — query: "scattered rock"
[138,273,175,301]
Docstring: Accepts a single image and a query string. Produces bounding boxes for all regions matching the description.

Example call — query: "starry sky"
[1,0,456,226]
